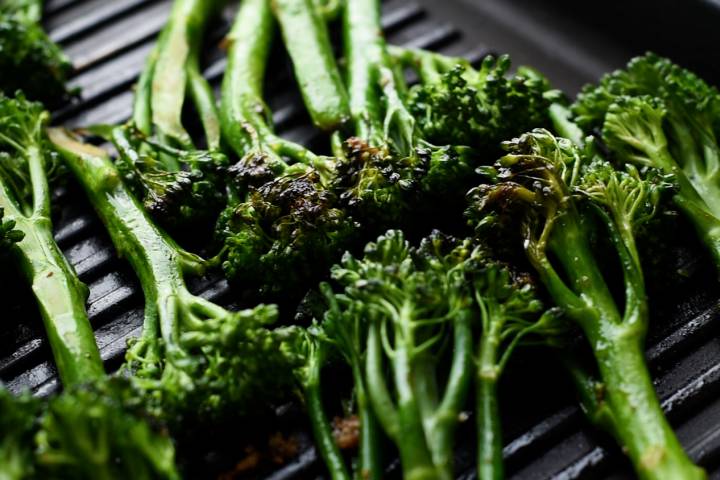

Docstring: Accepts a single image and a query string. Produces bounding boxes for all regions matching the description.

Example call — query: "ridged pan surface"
[2,0,719,478]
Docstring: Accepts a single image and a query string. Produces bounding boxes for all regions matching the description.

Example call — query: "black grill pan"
[2,0,720,478]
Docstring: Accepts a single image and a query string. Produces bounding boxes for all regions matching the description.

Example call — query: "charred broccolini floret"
[572,53,720,269]
[0,0,72,104]
[218,169,356,293]
[216,0,355,294]
[467,129,702,480]
[336,0,477,227]
[0,94,179,480]
[111,125,227,229]
[51,128,295,427]
[110,0,228,230]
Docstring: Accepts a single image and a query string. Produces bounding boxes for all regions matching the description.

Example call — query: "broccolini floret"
[217,0,355,294]
[0,386,39,480]
[572,53,720,269]
[111,125,227,229]
[0,207,23,252]
[326,229,473,480]
[337,0,479,228]
[0,0,72,104]
[393,48,551,152]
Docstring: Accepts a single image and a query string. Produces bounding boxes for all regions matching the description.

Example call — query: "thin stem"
[673,193,720,270]
[549,103,585,147]
[429,309,473,474]
[592,328,704,480]
[50,129,197,365]
[186,48,221,150]
[304,343,351,480]
[27,145,50,218]
[273,0,350,132]
[0,175,104,387]
[221,0,276,157]
[365,321,399,440]
[342,0,384,142]
[475,311,503,480]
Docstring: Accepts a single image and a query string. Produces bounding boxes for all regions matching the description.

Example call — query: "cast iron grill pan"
[1,0,719,478]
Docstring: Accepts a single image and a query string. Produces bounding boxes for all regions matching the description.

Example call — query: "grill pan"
[2,0,720,478]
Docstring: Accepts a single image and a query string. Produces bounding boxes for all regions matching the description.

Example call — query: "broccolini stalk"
[221,0,328,172]
[0,0,72,104]
[329,230,473,480]
[50,129,293,424]
[0,93,103,387]
[116,0,228,230]
[216,0,355,293]
[270,285,384,479]
[339,0,421,223]
[133,0,223,149]
[468,129,704,480]
[272,0,350,131]
[572,53,720,269]
[321,281,382,480]
[415,234,562,480]
[0,94,179,480]
[283,325,352,480]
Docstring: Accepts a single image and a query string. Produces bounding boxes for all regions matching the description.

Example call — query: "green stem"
[559,352,618,436]
[49,129,204,360]
[476,317,503,480]
[393,344,445,480]
[143,0,222,148]
[592,328,704,480]
[547,208,618,335]
[549,103,585,147]
[0,147,104,388]
[221,0,316,167]
[304,344,351,480]
[186,48,221,151]
[388,45,468,83]
[540,202,704,479]
[426,310,473,475]
[133,40,160,136]
[476,376,502,480]
[365,322,399,439]
[273,0,350,132]
[342,0,385,142]
[10,217,104,387]
[354,380,381,480]
[220,0,275,156]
